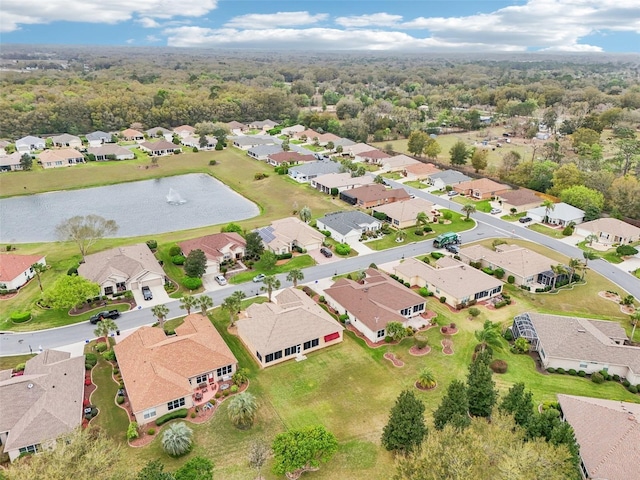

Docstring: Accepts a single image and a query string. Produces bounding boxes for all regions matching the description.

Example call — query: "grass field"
[527,223,567,239]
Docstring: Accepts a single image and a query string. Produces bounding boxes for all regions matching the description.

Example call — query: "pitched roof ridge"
[591,405,640,476]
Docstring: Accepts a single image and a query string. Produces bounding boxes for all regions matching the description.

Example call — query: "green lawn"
[0,354,35,370]
[403,180,429,189]
[527,223,567,239]
[302,144,325,152]
[229,255,315,284]
[501,211,527,222]
[452,197,492,213]
[380,172,402,180]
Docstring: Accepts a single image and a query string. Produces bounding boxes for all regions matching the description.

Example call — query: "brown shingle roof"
[267,151,316,164]
[179,232,246,263]
[460,244,556,279]
[113,314,237,414]
[358,149,391,160]
[579,218,640,239]
[121,128,143,138]
[373,198,435,223]
[0,254,45,282]
[342,184,410,203]
[38,148,84,162]
[455,178,511,194]
[404,162,441,176]
[499,188,542,206]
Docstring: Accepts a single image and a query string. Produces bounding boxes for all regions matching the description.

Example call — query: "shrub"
[95,343,107,353]
[172,255,185,265]
[578,370,586,377]
[568,369,577,376]
[146,240,158,250]
[335,243,351,255]
[591,372,605,384]
[10,311,31,323]
[439,296,446,303]
[13,362,26,373]
[423,225,433,232]
[546,367,556,373]
[493,268,505,279]
[254,172,268,180]
[441,326,449,334]
[182,277,203,290]
[613,374,621,382]
[628,385,638,394]
[276,252,293,260]
[562,225,574,236]
[85,353,98,369]
[339,314,349,322]
[223,389,231,397]
[489,359,508,374]
[555,368,566,375]
[230,385,239,394]
[384,336,393,343]
[113,367,119,375]
[117,396,125,405]
[155,408,189,426]
[599,370,610,381]
[503,329,513,341]
[168,245,182,256]
[507,275,515,284]
[418,287,430,297]
[67,266,78,276]
[414,229,424,236]
[623,380,631,387]
[147,428,156,435]
[190,412,197,418]
[102,350,116,362]
[215,392,222,399]
[616,245,638,256]
[431,251,444,259]
[127,422,139,440]
[209,159,217,165]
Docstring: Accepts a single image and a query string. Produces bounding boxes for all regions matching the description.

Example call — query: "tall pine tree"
[433,380,470,431]
[499,382,534,427]
[381,390,427,453]
[467,351,497,418]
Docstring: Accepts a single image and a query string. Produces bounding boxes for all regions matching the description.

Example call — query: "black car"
[445,244,460,254]
[142,286,153,301]
[320,247,333,258]
[519,216,532,224]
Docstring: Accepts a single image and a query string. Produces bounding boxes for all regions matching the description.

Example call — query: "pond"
[0,174,260,243]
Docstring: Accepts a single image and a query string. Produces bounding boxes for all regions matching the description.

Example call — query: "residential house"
[316,132,342,146]
[181,135,217,150]
[556,394,640,480]
[342,143,375,158]
[230,136,275,150]
[459,244,568,288]
[452,178,511,200]
[499,188,542,213]
[267,151,315,166]
[139,141,181,156]
[0,350,84,462]
[248,144,283,161]
[333,137,356,149]
[15,136,45,153]
[145,127,173,142]
[403,162,442,182]
[292,129,320,141]
[85,131,112,147]
[527,202,585,227]
[0,254,46,291]
[324,268,428,344]
[248,120,279,131]
[256,217,325,254]
[354,149,391,164]
[236,288,344,368]
[0,152,24,172]
[227,121,248,134]
[340,184,410,208]
[575,217,640,246]
[287,160,341,183]
[280,124,305,136]
[39,149,85,169]
[120,128,144,142]
[173,125,196,139]
[394,257,503,308]
[50,134,82,149]
[78,244,165,297]
[427,169,472,190]
[312,172,376,194]
[372,198,437,229]
[179,232,246,275]
[512,312,640,385]
[87,144,135,161]
[316,211,381,244]
[113,314,238,426]
[379,154,421,173]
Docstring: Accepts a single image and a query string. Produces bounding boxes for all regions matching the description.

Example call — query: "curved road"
[1,182,638,356]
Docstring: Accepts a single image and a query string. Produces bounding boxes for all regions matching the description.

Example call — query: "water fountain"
[166,188,186,205]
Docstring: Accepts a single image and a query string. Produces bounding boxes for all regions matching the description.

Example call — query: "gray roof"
[289,160,341,176]
[15,136,45,147]
[333,137,356,147]
[231,136,275,147]
[85,131,111,141]
[248,144,283,157]
[145,127,172,136]
[0,350,84,452]
[429,169,472,185]
[528,202,585,221]
[87,144,134,157]
[0,152,22,167]
[51,133,81,144]
[317,211,380,236]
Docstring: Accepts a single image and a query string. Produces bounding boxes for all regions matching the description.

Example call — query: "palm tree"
[161,422,193,457]
[395,230,407,243]
[179,294,197,315]
[94,318,118,350]
[151,304,170,330]
[227,392,258,429]
[30,262,47,292]
[261,275,281,302]
[196,295,214,315]
[542,200,555,224]
[567,258,581,285]
[286,268,304,287]
[474,320,503,353]
[462,203,476,220]
[551,264,567,290]
[417,369,437,389]
[585,234,598,246]
[299,206,312,223]
[222,291,245,327]
[630,313,640,342]
[582,250,598,278]
[415,211,428,227]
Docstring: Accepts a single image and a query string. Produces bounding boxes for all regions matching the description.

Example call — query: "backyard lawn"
[229,255,315,284]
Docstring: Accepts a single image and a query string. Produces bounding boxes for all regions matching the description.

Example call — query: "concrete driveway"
[131,284,171,308]
[308,248,340,265]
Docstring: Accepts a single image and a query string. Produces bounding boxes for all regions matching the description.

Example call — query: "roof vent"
[577,328,586,333]
[27,383,33,389]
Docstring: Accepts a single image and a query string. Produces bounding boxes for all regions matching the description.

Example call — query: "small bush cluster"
[85,353,98,370]
[95,343,107,353]
[430,251,444,260]
[10,311,31,323]
[335,243,351,255]
[628,385,638,394]
[146,240,158,250]
[127,422,139,440]
[155,408,189,426]
[339,314,349,322]
[578,370,586,377]
[168,245,182,256]
[591,372,605,384]
[102,350,116,362]
[14,362,26,372]
[546,367,555,373]
[67,266,79,276]
[182,277,203,290]
[418,287,433,297]
[172,255,185,265]
[489,359,508,373]
[117,396,125,405]
[147,428,156,435]
[254,172,268,180]
[276,252,293,260]
[556,368,566,375]
[209,160,217,165]
[507,275,515,284]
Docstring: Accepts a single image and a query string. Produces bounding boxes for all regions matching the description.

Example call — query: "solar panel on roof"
[257,226,276,244]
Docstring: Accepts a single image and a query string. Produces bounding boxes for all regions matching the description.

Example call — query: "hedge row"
[155,408,188,426]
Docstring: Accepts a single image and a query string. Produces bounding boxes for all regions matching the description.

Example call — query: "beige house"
[139,140,181,156]
[78,244,165,296]
[324,268,428,344]
[237,288,344,368]
[513,312,640,385]
[557,394,640,480]
[394,257,502,308]
[340,184,410,209]
[453,178,511,199]
[87,144,135,161]
[459,244,567,288]
[179,232,246,275]
[255,217,325,254]
[0,350,84,462]
[575,217,640,246]
[342,143,375,157]
[173,125,196,139]
[354,149,390,164]
[0,152,24,172]
[312,172,376,194]
[0,253,46,291]
[372,198,437,229]
[379,154,421,172]
[114,314,238,426]
[121,128,144,142]
[50,133,82,149]
[403,162,441,181]
[499,188,542,213]
[39,149,85,169]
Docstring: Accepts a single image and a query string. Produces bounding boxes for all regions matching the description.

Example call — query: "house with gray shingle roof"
[316,211,381,244]
[312,172,376,194]
[50,133,82,149]
[87,144,134,161]
[85,131,113,147]
[527,202,584,227]
[248,144,283,161]
[427,169,472,190]
[332,137,356,148]
[0,350,84,462]
[230,135,275,150]
[145,127,173,141]
[512,312,640,385]
[15,136,45,153]
[237,288,344,368]
[288,160,341,183]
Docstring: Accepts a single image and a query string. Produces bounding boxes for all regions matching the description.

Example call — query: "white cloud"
[335,13,403,28]
[224,11,328,29]
[146,35,161,42]
[137,18,160,28]
[0,0,218,32]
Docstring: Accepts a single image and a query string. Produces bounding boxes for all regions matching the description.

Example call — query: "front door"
[296,345,301,354]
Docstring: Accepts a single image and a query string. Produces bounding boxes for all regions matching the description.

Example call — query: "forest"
[0,45,639,218]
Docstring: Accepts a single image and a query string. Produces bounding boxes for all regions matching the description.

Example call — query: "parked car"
[253,273,266,283]
[89,309,120,324]
[445,244,460,254]
[215,275,227,286]
[519,216,532,224]
[490,208,502,215]
[320,247,333,258]
[142,286,153,301]
[447,191,458,197]
[409,193,416,199]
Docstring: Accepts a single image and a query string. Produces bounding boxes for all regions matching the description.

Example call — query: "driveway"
[348,240,375,255]
[308,248,340,265]
[131,284,171,308]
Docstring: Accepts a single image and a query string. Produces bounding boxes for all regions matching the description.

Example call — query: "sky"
[2,0,639,52]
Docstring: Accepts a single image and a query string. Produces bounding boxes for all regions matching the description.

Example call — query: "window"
[143,408,156,420]
[324,332,340,342]
[167,398,185,411]
[274,350,283,360]
[304,339,319,350]
[413,304,424,313]
[216,365,232,377]
[104,286,114,295]
[475,290,489,300]
[195,374,208,384]
[377,329,385,338]
[265,353,274,363]
[19,444,41,455]
[490,286,502,295]
[284,346,298,356]
[256,352,262,361]
[579,363,588,369]
[401,307,411,316]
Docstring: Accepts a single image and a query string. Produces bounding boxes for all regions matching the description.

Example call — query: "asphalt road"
[1,181,638,356]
